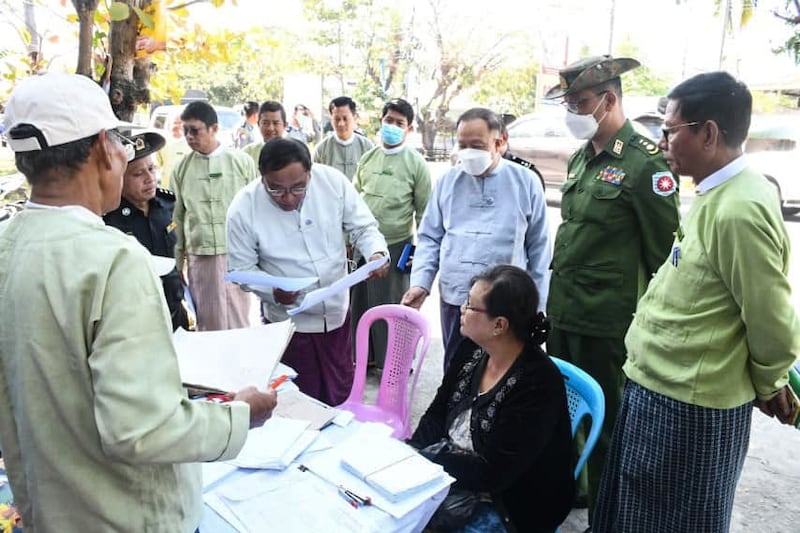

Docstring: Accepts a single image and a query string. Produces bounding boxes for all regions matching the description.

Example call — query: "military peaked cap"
[545,55,640,99]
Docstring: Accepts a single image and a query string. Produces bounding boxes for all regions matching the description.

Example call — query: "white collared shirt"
[696,154,748,195]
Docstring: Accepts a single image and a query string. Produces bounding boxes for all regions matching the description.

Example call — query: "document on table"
[273,389,341,431]
[340,435,446,502]
[224,270,318,292]
[288,255,389,316]
[227,416,317,470]
[175,320,295,392]
[205,466,375,533]
[305,429,454,519]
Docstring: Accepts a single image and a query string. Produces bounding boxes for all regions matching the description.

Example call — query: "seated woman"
[408,265,574,533]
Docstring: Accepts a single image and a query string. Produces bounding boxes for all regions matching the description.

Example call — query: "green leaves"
[108,1,130,21]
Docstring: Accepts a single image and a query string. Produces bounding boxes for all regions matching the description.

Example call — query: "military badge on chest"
[596,165,625,186]
[652,171,677,196]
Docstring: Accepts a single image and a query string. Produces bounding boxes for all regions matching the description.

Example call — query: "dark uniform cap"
[124,131,166,162]
[545,55,640,99]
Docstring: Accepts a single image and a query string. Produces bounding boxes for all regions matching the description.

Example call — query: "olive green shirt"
[625,162,800,408]
[547,120,680,338]
[172,146,257,270]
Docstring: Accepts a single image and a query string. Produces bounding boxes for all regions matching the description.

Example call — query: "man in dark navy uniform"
[104,131,190,330]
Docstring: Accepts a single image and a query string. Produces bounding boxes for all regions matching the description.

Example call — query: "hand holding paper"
[288,255,389,316]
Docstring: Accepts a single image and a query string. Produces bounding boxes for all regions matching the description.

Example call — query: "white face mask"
[458,148,494,176]
[565,93,608,140]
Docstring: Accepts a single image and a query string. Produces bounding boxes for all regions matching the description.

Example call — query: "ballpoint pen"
[298,464,372,508]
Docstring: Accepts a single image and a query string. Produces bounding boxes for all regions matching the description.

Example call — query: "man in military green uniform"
[545,55,680,529]
[104,131,190,331]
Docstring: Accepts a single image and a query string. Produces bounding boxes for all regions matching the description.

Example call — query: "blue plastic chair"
[550,356,606,479]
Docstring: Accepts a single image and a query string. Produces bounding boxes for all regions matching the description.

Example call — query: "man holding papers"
[0,74,276,533]
[227,137,389,406]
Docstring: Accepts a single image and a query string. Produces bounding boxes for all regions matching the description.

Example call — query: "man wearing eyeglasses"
[226,138,389,406]
[594,72,800,533]
[544,55,680,528]
[171,101,258,331]
[0,73,275,532]
[104,130,189,331]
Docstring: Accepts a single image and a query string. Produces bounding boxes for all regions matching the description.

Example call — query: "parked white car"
[745,114,800,216]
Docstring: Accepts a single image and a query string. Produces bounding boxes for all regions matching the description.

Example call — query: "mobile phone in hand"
[396,243,415,273]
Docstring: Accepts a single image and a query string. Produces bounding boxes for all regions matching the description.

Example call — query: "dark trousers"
[546,326,627,523]
[440,299,464,373]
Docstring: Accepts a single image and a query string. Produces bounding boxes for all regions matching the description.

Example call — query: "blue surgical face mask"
[380,123,405,147]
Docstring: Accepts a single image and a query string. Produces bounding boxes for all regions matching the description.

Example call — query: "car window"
[746,115,800,152]
[508,117,569,138]
[152,115,167,130]
[217,110,241,129]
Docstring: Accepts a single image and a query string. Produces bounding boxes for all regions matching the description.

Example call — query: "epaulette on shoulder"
[156,188,176,200]
[629,132,661,156]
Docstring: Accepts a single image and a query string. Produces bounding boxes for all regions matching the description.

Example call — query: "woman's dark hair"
[258,137,311,175]
[470,264,549,344]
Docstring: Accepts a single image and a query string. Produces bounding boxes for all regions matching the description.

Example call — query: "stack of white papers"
[340,435,446,503]
[174,320,295,392]
[228,416,318,470]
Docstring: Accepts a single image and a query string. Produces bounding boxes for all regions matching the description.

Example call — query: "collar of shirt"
[381,144,406,155]
[25,201,103,224]
[696,154,749,195]
[333,133,356,146]
[196,143,225,159]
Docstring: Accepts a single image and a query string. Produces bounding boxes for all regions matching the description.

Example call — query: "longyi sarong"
[593,380,752,533]
[187,254,251,331]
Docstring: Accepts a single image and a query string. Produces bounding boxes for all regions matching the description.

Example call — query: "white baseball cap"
[3,73,132,153]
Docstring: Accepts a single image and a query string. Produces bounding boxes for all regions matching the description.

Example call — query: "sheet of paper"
[174,320,295,392]
[227,416,311,469]
[208,467,376,533]
[149,254,176,276]
[224,270,318,292]
[201,461,238,490]
[273,389,340,431]
[288,255,389,316]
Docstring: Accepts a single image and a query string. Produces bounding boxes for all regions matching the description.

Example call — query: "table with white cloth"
[200,418,450,533]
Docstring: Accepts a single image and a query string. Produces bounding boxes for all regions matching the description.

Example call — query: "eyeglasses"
[108,129,136,162]
[183,125,206,137]
[661,121,699,142]
[264,183,308,197]
[562,91,608,114]
[461,299,488,314]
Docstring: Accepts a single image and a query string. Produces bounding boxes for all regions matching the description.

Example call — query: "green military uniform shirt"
[547,120,680,339]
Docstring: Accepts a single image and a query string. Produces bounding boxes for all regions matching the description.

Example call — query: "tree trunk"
[109,0,153,121]
[73,0,99,76]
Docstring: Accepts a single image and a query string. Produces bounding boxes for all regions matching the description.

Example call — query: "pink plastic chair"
[337,304,431,439]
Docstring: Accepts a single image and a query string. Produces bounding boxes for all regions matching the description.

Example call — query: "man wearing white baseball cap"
[0,73,276,532]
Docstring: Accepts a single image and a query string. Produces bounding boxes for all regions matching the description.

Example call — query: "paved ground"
[362,281,800,533]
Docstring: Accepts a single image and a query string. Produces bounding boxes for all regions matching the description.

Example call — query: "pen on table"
[269,374,289,390]
[298,464,371,508]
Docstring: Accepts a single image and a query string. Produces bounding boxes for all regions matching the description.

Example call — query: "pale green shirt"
[243,140,264,168]
[0,207,249,532]
[313,133,375,180]
[353,145,431,245]
[172,145,257,269]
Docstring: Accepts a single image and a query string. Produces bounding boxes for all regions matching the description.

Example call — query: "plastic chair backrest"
[550,356,605,479]
[340,304,430,439]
